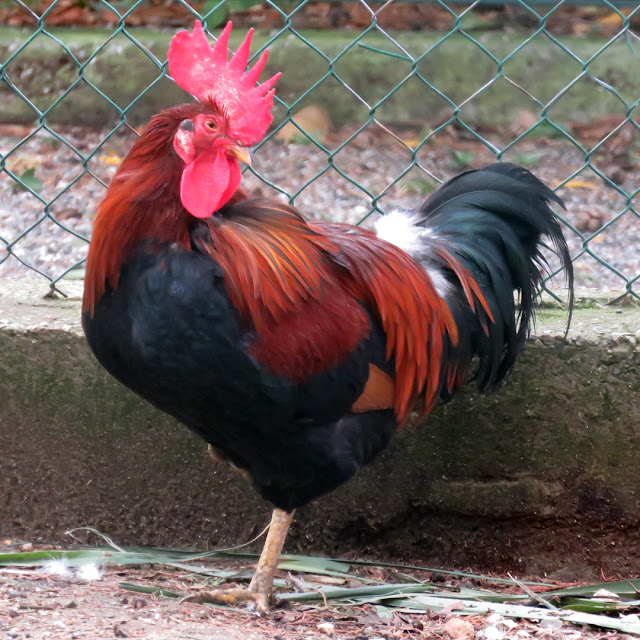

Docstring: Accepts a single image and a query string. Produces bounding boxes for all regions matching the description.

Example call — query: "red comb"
[168,21,280,147]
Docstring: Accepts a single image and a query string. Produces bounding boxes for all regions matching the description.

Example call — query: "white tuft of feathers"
[374,210,450,299]
[40,559,103,581]
[374,210,427,254]
[41,558,72,577]
[76,563,103,581]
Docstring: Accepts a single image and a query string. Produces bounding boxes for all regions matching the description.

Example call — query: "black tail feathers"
[418,162,574,395]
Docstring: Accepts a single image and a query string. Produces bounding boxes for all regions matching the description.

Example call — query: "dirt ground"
[0,554,629,640]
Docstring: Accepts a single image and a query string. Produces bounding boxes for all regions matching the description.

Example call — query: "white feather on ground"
[40,558,71,577]
[40,559,103,581]
[75,563,103,581]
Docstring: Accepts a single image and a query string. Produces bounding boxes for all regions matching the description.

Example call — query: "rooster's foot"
[184,508,294,616]
[183,587,271,614]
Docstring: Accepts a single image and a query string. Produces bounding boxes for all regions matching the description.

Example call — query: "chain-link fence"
[0,0,638,300]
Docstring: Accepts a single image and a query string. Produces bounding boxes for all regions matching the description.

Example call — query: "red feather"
[320,222,459,424]
[200,204,463,424]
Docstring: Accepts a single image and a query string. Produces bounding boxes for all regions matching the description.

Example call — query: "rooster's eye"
[205,120,217,131]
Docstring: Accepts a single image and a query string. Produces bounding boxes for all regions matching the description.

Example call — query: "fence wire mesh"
[0,0,638,301]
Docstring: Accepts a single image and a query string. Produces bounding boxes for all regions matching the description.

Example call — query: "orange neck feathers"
[199,200,341,332]
[196,200,372,382]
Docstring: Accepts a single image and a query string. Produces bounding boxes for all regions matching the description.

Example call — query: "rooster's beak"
[228,145,253,167]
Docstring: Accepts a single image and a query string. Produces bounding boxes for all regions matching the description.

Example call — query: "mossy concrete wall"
[1,281,640,579]
[1,27,638,128]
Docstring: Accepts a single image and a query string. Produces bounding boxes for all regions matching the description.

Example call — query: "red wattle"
[179,150,242,219]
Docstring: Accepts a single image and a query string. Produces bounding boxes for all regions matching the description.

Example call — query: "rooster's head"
[168,22,280,218]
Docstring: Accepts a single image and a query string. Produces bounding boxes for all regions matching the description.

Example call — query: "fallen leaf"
[597,11,625,27]
[402,137,423,149]
[444,617,475,640]
[16,167,43,194]
[442,601,467,617]
[99,151,123,166]
[276,105,332,144]
[592,588,622,600]
[304,574,347,585]
[558,179,599,190]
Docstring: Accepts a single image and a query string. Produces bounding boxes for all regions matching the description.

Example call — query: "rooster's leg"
[247,508,295,611]
[184,507,294,615]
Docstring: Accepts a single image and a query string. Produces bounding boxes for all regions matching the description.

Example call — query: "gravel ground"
[0,121,638,296]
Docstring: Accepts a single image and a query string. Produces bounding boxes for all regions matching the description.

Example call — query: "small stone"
[444,617,475,640]
[539,618,563,630]
[317,622,335,635]
[113,623,129,638]
[620,614,640,623]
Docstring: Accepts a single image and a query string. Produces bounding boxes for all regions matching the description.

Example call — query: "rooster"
[83,22,574,613]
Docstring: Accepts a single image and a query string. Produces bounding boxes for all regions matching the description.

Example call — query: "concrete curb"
[1,281,639,578]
